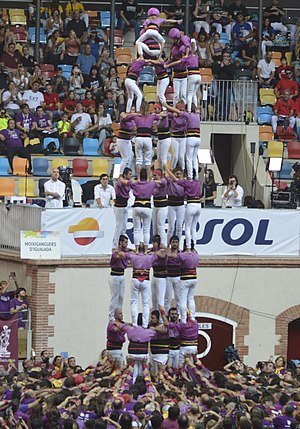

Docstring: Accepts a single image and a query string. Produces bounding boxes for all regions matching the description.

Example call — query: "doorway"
[287,318,300,360]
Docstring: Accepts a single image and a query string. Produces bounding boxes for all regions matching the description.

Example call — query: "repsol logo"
[196,218,273,246]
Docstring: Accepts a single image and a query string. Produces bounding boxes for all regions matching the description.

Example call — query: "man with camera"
[221,175,244,207]
[44,168,66,208]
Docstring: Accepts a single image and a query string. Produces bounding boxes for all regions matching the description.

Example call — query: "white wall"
[46,264,300,368]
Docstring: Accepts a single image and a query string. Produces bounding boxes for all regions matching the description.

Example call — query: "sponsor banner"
[41,208,114,256]
[41,208,300,257]
[0,316,18,367]
[20,231,61,259]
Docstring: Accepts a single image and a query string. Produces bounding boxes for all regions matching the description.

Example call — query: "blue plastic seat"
[114,158,122,165]
[0,158,11,176]
[32,158,49,176]
[29,27,46,44]
[100,11,117,28]
[139,66,155,85]
[275,161,293,180]
[83,138,99,156]
[57,64,73,80]
[219,32,229,45]
[43,137,60,150]
[257,106,273,125]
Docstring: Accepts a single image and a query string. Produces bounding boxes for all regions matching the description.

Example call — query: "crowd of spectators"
[0,338,298,429]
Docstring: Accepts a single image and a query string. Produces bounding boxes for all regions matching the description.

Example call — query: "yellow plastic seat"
[51,158,69,170]
[18,177,37,196]
[0,178,16,196]
[12,158,29,175]
[268,140,283,158]
[24,137,40,147]
[285,51,292,66]
[144,85,157,102]
[259,88,277,105]
[92,159,109,176]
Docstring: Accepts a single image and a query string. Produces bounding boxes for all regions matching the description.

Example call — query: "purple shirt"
[133,113,160,137]
[186,112,200,132]
[130,181,157,199]
[0,292,15,319]
[0,128,23,148]
[10,298,28,328]
[161,418,179,429]
[153,178,167,198]
[15,112,36,130]
[143,17,166,29]
[183,54,199,69]
[124,325,156,342]
[178,251,199,269]
[110,249,129,270]
[129,253,158,269]
[119,115,136,140]
[168,111,189,134]
[127,59,147,76]
[177,179,201,198]
[106,321,126,344]
[169,320,198,339]
[35,114,50,129]
[273,416,295,429]
[166,177,185,198]
[154,60,169,78]
[115,179,131,199]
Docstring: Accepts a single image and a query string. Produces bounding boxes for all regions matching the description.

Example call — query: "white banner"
[20,231,61,259]
[41,208,115,256]
[41,208,300,257]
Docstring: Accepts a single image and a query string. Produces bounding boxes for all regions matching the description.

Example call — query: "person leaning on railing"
[10,287,28,329]
[0,274,19,321]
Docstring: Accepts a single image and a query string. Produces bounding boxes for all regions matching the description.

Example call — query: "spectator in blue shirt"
[87,30,107,60]
[77,43,96,78]
[232,12,253,51]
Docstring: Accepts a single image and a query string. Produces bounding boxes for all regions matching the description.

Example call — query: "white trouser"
[167,205,185,243]
[194,21,210,34]
[179,345,197,363]
[165,276,181,313]
[151,276,167,310]
[296,118,300,129]
[179,279,197,323]
[157,138,171,170]
[128,353,148,382]
[136,29,165,55]
[118,138,133,173]
[107,349,124,365]
[108,275,125,320]
[168,349,180,368]
[125,78,143,112]
[187,74,201,112]
[211,22,222,34]
[184,203,201,248]
[136,42,161,58]
[171,136,186,170]
[135,136,152,166]
[224,23,232,40]
[157,77,170,105]
[173,77,187,105]
[131,278,151,328]
[112,207,128,249]
[271,115,296,133]
[186,137,201,180]
[150,353,168,374]
[132,206,152,245]
[152,206,168,245]
[261,40,273,58]
[271,22,287,34]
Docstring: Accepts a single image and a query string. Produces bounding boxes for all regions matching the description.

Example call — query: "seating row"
[0,156,119,177]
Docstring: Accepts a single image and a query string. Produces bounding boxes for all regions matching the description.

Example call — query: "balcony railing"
[199,79,258,123]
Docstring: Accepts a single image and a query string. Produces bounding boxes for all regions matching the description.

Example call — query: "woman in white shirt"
[221,175,244,208]
[87,104,112,155]
[94,173,116,208]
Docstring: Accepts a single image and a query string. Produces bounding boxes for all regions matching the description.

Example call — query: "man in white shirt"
[257,51,276,87]
[44,168,66,208]
[71,102,92,138]
[23,81,45,113]
[94,173,116,208]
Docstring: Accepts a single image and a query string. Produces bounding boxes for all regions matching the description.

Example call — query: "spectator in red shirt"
[82,90,96,115]
[271,89,296,133]
[44,84,61,121]
[62,90,77,118]
[275,70,299,99]
[1,43,21,77]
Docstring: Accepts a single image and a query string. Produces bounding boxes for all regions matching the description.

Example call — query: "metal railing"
[199,79,258,123]
[0,204,42,254]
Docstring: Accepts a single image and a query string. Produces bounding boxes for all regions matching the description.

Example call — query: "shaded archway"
[275,305,300,358]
